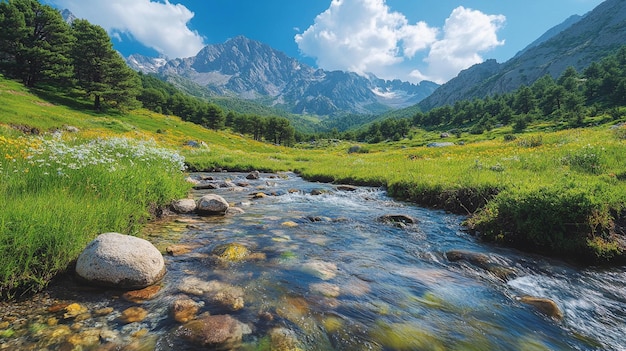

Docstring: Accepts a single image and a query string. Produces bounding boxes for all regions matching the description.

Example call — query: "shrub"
[347,145,369,154]
[503,134,517,142]
[562,145,605,174]
[469,186,602,259]
[517,135,543,147]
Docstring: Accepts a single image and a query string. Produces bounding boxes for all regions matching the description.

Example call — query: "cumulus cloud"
[296,1,505,84]
[48,0,205,59]
[295,0,438,77]
[411,7,505,83]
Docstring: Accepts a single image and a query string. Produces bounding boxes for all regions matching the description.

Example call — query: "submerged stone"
[377,214,418,225]
[519,296,564,320]
[171,297,200,323]
[119,307,148,324]
[176,314,243,349]
[212,243,250,262]
[122,284,162,303]
[302,260,338,280]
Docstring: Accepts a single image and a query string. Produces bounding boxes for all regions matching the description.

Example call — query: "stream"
[1,172,625,350]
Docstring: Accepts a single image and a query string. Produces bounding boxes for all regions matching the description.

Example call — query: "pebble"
[119,307,148,324]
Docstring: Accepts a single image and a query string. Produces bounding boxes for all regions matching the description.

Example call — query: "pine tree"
[71,19,140,110]
[0,0,73,87]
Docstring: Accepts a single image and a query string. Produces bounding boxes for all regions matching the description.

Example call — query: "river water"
[1,172,625,350]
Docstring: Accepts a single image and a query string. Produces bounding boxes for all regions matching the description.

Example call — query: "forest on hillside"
[2,0,626,147]
[0,0,297,145]
[317,47,626,143]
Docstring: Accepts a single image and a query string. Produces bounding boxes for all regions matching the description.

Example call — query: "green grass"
[1,75,626,298]
[0,131,190,297]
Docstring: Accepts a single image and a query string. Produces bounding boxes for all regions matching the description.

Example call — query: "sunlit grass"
[1,74,626,298]
[0,132,190,297]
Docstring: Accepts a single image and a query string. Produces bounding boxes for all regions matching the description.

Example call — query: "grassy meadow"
[1,76,626,297]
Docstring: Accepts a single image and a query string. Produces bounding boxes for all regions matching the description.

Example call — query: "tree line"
[0,0,296,146]
[316,46,626,144]
[139,74,296,146]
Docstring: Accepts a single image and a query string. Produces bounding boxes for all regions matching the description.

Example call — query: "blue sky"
[45,0,605,84]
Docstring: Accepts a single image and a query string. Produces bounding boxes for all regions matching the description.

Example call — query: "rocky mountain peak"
[127,36,438,116]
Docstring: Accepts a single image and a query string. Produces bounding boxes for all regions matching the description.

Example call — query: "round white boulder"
[75,232,165,289]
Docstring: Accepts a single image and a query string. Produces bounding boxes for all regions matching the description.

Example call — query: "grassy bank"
[0,132,190,298]
[183,127,626,263]
[1,75,625,297]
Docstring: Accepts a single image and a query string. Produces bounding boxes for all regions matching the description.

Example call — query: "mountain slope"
[420,0,626,111]
[128,36,438,116]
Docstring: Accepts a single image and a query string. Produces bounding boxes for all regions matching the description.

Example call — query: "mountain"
[127,54,167,74]
[419,0,626,111]
[127,36,438,116]
[60,9,76,24]
[512,14,583,58]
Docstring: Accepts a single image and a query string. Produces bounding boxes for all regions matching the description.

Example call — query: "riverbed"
[1,172,624,350]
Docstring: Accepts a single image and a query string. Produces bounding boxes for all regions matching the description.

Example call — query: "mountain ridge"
[419,0,626,111]
[127,35,439,117]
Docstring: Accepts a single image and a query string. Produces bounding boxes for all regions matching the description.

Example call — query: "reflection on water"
[1,172,625,350]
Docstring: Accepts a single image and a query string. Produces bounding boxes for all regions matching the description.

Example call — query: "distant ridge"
[419,0,626,111]
[127,36,439,117]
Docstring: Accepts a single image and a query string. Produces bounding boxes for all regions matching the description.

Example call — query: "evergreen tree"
[71,19,139,110]
[513,85,535,114]
[0,0,73,87]
[204,103,225,130]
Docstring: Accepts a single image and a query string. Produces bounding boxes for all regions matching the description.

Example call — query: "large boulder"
[75,232,165,289]
[196,194,229,215]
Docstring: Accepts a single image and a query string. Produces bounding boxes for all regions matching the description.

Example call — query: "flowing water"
[1,172,625,350]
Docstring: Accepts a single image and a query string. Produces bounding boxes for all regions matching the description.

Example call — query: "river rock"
[185,176,200,185]
[171,198,197,214]
[311,189,328,195]
[196,194,229,215]
[336,185,358,192]
[193,182,219,190]
[269,327,304,351]
[212,243,250,262]
[519,296,564,320]
[176,314,243,349]
[302,260,338,280]
[446,250,516,281]
[166,244,201,256]
[310,282,340,298]
[172,297,200,323]
[225,207,245,216]
[122,284,162,303]
[377,214,418,225]
[246,171,261,180]
[446,250,489,265]
[179,277,245,311]
[119,307,148,324]
[75,233,165,289]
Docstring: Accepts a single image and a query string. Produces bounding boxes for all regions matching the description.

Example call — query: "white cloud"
[295,0,438,78]
[412,6,505,83]
[296,1,505,84]
[48,0,205,59]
